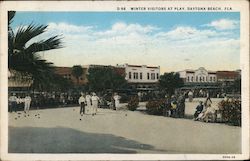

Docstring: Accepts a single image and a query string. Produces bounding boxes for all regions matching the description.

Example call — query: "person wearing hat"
[91,92,99,115]
[78,93,86,116]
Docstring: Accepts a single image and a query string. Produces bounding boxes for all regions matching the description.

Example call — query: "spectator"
[194,101,204,120]
[188,90,193,102]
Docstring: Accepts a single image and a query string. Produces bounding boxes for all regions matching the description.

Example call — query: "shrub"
[218,99,241,126]
[146,99,165,115]
[127,96,139,111]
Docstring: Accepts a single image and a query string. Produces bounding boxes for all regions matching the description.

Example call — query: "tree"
[87,67,127,92]
[230,77,241,93]
[72,65,84,85]
[159,72,184,95]
[8,11,63,90]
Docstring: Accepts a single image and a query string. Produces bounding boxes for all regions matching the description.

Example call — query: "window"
[147,73,150,80]
[151,73,155,80]
[156,73,159,79]
[200,77,202,82]
[202,77,205,82]
[206,77,207,82]
[133,72,139,79]
[135,73,138,79]
[140,72,142,79]
[187,77,189,82]
[213,77,216,82]
[196,76,198,82]
[191,76,193,82]
[210,77,212,82]
[129,72,131,79]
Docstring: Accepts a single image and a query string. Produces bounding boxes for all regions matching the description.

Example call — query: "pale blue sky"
[11,12,240,73]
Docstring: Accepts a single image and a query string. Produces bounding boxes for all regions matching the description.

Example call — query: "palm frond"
[14,24,47,50]
[8,11,16,26]
[25,35,63,53]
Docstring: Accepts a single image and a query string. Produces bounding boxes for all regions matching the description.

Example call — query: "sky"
[11,12,240,73]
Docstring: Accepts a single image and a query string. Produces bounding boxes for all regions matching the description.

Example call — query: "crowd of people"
[8,93,32,113]
[8,89,240,125]
[162,93,186,118]
[193,95,216,122]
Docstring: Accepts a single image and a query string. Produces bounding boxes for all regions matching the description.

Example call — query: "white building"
[118,64,160,90]
[178,67,217,83]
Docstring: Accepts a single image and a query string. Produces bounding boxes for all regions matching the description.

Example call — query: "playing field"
[8,98,241,153]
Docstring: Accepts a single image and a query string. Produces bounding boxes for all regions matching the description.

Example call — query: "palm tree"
[8,11,63,91]
[72,65,83,85]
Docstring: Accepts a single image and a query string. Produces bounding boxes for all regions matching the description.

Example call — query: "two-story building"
[119,64,160,90]
[178,67,217,84]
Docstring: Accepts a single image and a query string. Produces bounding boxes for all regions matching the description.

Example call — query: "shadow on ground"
[9,126,155,153]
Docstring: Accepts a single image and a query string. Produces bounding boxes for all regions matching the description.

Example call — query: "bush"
[127,96,139,111]
[146,99,165,115]
[218,99,241,126]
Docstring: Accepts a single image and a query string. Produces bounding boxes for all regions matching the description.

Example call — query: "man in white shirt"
[188,90,193,102]
[91,93,99,115]
[78,93,86,116]
[9,93,17,113]
[24,94,32,113]
[85,92,92,114]
[113,93,121,110]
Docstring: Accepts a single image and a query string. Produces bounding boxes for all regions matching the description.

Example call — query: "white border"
[0,0,249,160]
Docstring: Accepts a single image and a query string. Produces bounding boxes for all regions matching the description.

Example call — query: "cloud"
[24,21,240,72]
[204,19,239,30]
[155,26,218,41]
[47,22,93,34]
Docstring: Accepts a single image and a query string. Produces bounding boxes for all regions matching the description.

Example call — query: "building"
[216,70,241,90]
[178,67,217,84]
[54,67,88,85]
[8,70,33,91]
[178,67,219,96]
[216,70,240,82]
[119,64,160,90]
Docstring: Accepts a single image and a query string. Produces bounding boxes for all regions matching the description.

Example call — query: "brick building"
[54,67,88,85]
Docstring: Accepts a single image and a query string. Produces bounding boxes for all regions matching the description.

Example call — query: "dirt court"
[8,98,241,154]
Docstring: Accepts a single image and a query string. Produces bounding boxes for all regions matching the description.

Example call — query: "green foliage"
[231,77,241,92]
[72,65,84,85]
[127,96,139,111]
[218,99,241,126]
[8,11,63,91]
[159,72,184,95]
[87,67,127,92]
[146,99,165,115]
